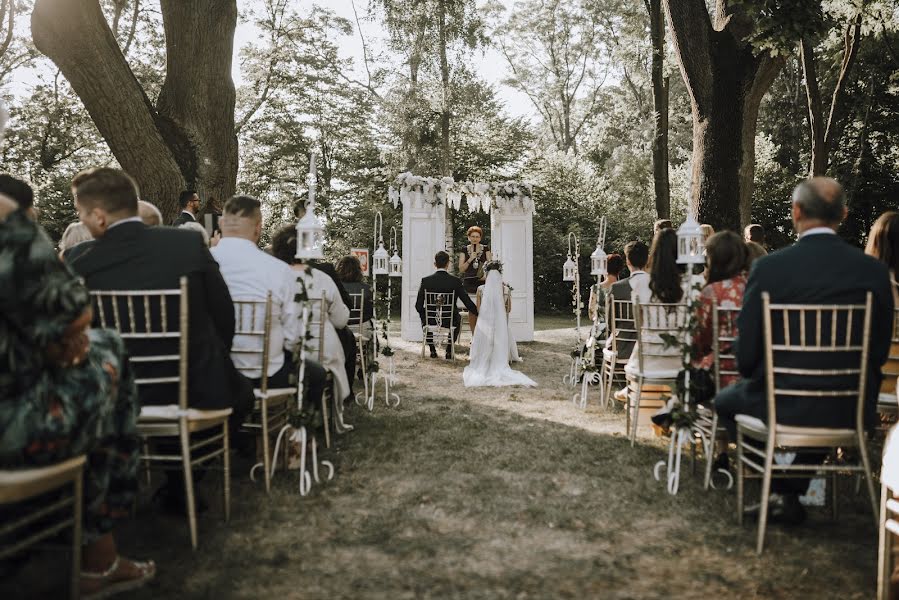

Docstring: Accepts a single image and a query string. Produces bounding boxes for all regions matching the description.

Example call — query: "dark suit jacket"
[415,270,478,325]
[735,233,894,429]
[171,211,196,227]
[66,221,245,411]
[608,276,636,360]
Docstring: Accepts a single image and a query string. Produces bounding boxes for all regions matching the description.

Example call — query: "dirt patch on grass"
[2,322,875,599]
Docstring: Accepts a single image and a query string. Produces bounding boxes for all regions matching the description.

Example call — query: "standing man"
[172,190,200,226]
[744,223,765,247]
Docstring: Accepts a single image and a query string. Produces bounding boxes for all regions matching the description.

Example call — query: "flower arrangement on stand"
[389,173,534,214]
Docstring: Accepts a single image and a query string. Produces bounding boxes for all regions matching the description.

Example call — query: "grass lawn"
[3,323,876,599]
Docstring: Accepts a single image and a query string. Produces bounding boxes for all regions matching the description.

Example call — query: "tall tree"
[31,0,238,218]
[644,0,670,219]
[663,0,784,229]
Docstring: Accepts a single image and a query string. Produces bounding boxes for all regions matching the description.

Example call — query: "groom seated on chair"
[416,251,478,359]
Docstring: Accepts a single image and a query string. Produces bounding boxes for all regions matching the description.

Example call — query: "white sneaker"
[614,387,628,402]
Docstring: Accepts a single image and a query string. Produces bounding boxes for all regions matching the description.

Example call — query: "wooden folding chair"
[600,296,636,409]
[0,456,86,600]
[877,309,899,418]
[878,423,899,600]
[348,291,372,403]
[305,297,347,447]
[736,292,878,554]
[421,291,458,361]
[624,300,689,446]
[91,277,232,550]
[231,293,294,494]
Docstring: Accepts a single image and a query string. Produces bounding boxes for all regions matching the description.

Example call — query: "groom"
[416,251,479,359]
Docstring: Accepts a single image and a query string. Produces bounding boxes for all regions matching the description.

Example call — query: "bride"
[463,262,536,387]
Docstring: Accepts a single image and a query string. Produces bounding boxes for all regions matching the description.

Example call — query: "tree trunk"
[31,0,238,220]
[647,0,670,219]
[663,0,783,230]
[437,0,454,256]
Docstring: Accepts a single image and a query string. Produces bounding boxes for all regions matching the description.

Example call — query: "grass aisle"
[5,323,875,599]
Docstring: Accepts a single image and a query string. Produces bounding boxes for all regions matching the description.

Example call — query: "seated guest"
[588,253,624,323]
[210,196,302,388]
[608,242,649,363]
[137,199,162,226]
[337,255,374,325]
[744,223,765,247]
[65,168,255,510]
[58,221,93,254]
[179,221,210,246]
[865,210,899,398]
[715,178,894,523]
[699,223,715,243]
[172,189,199,226]
[270,225,352,411]
[745,240,767,266]
[0,192,155,597]
[416,250,479,359]
[653,218,673,236]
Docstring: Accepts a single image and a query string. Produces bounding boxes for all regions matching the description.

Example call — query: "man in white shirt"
[211,195,301,387]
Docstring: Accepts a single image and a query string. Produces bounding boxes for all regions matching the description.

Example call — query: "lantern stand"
[574,216,609,409]
[562,232,583,387]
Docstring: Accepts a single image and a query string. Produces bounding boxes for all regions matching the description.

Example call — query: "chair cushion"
[735,414,857,447]
[623,363,679,380]
[139,405,233,421]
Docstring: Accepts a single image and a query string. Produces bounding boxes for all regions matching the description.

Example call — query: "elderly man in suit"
[416,251,479,359]
[715,177,894,523]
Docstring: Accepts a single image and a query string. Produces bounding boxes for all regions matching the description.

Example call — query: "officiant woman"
[459,225,492,332]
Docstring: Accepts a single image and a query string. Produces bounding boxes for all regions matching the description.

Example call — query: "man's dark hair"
[606,253,625,277]
[434,250,450,269]
[0,174,34,210]
[623,240,649,270]
[72,168,139,215]
[178,190,197,209]
[792,180,845,224]
[270,224,298,266]
[653,219,673,234]
[745,223,765,243]
[223,195,261,218]
[336,255,363,283]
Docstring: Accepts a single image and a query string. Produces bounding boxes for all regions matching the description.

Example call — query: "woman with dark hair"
[865,211,899,401]
[336,255,374,324]
[691,231,749,385]
[647,228,684,304]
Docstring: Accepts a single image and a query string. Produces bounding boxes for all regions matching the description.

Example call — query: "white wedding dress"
[463,270,536,388]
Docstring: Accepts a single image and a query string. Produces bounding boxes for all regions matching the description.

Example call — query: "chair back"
[712,300,742,393]
[347,291,367,334]
[880,309,899,399]
[633,300,690,374]
[607,297,636,359]
[761,291,872,433]
[231,293,273,394]
[305,297,328,363]
[424,291,456,328]
[90,277,189,410]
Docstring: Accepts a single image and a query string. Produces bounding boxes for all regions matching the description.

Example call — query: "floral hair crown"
[483,260,503,274]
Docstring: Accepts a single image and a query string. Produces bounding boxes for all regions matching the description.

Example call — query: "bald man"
[714,177,894,524]
[138,199,163,226]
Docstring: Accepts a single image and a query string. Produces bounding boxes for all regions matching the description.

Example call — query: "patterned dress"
[0,210,140,542]
[690,273,748,388]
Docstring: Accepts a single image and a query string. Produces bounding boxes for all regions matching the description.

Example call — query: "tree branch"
[0,0,15,61]
[823,14,862,159]
[122,0,140,56]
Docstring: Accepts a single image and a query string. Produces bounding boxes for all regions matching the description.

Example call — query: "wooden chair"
[0,456,86,600]
[877,309,899,418]
[692,300,741,489]
[348,291,372,403]
[420,291,458,362]
[736,292,878,554]
[231,294,294,494]
[305,297,344,447]
[624,300,690,446]
[600,297,636,409]
[90,277,232,550]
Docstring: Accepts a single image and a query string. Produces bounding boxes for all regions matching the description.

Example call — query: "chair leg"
[624,376,631,442]
[831,468,839,521]
[321,390,332,449]
[736,429,745,525]
[359,340,369,401]
[179,427,198,550]
[261,400,271,495]
[223,423,231,523]
[141,439,152,488]
[630,378,643,447]
[859,437,881,525]
[703,414,718,491]
[71,470,83,600]
[877,483,891,600]
[756,450,775,555]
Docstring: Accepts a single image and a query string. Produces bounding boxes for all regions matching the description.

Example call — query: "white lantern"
[295,211,324,260]
[373,241,389,275]
[676,213,705,265]
[389,250,402,277]
[563,254,577,282]
[590,242,607,277]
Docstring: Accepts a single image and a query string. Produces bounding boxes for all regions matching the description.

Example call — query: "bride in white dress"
[463,263,536,387]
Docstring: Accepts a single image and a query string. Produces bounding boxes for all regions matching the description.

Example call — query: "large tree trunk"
[31,0,237,220]
[663,0,783,230]
[646,0,670,219]
[437,0,454,256]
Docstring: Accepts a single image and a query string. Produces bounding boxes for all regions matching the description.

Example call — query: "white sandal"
[81,555,156,599]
